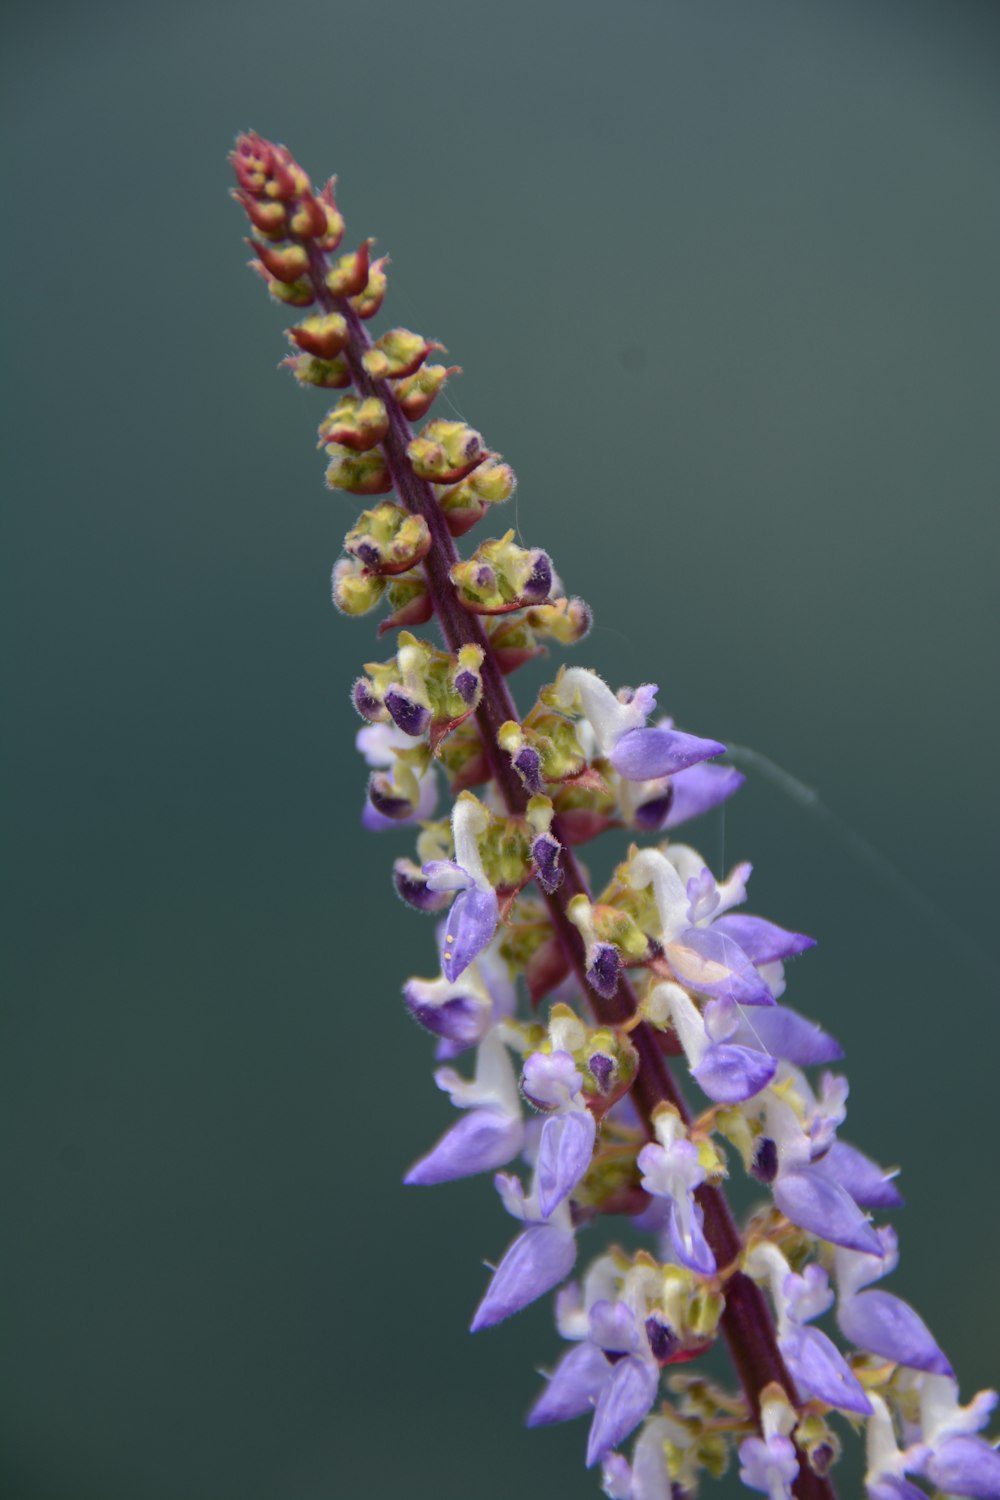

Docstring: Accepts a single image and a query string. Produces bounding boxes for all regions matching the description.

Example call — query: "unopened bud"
[331,558,385,617]
[392,858,453,913]
[384,685,432,738]
[351,256,388,319]
[392,364,458,421]
[363,328,442,382]
[368,771,416,821]
[353,677,386,722]
[325,240,371,298]
[408,420,486,484]
[531,831,563,894]
[282,353,351,389]
[319,396,389,452]
[325,445,391,495]
[251,240,309,283]
[344,504,431,575]
[288,313,349,359]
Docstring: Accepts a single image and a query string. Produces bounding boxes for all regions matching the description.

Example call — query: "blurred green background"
[3,1,998,1496]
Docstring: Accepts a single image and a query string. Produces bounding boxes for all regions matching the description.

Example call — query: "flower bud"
[344,504,430,576]
[331,558,385,616]
[451,645,484,708]
[282,354,351,389]
[353,677,387,722]
[363,328,442,381]
[751,1136,778,1184]
[316,179,344,251]
[288,313,349,359]
[351,255,388,319]
[325,445,391,495]
[587,942,622,1000]
[379,575,434,634]
[384,685,432,738]
[392,858,453,913]
[325,240,371,298]
[289,193,329,239]
[319,396,389,452]
[252,261,314,306]
[368,771,417,821]
[250,240,309,283]
[408,419,486,484]
[451,532,555,614]
[392,364,459,421]
[231,190,287,238]
[531,831,563,894]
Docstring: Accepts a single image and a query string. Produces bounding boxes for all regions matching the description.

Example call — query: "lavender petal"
[585,1354,660,1467]
[838,1289,953,1376]
[781,1325,872,1415]
[610,726,726,782]
[732,1003,843,1065]
[923,1436,1000,1498]
[668,926,774,1006]
[692,1042,777,1104]
[441,886,499,982]
[817,1140,904,1209]
[526,1341,611,1427]
[470,1223,577,1331]
[712,913,816,964]
[536,1110,597,1219]
[773,1167,883,1254]
[404,1107,522,1185]
[663,762,745,828]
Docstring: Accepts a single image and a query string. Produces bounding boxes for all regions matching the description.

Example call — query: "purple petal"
[712,913,816,964]
[422,859,473,893]
[773,1167,883,1254]
[663,763,745,828]
[392,858,453,913]
[669,1200,717,1277]
[781,1326,872,1415]
[404,1107,522,1185]
[733,1003,843,1065]
[924,1436,1000,1498]
[667,927,774,1006]
[868,1482,929,1500]
[527,1341,611,1427]
[692,1042,776,1103]
[838,1289,953,1376]
[585,1355,660,1467]
[402,983,490,1050]
[610,726,726,781]
[816,1141,904,1209]
[471,1223,577,1331]
[537,1110,597,1219]
[441,886,499,982]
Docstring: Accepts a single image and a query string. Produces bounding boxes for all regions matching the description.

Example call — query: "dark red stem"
[309,250,835,1500]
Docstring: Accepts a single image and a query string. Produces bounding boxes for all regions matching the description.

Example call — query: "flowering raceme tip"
[230,132,997,1500]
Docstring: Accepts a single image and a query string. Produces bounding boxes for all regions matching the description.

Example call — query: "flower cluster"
[230,133,998,1500]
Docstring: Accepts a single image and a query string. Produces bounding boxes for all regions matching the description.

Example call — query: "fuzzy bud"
[288,313,349,359]
[392,858,453,913]
[332,558,385,616]
[325,445,392,496]
[351,256,388,319]
[325,240,372,298]
[319,397,389,452]
[282,353,351,389]
[344,504,431,576]
[363,328,442,381]
[408,420,486,484]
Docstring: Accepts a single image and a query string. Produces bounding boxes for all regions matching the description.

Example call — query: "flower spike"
[230,134,996,1500]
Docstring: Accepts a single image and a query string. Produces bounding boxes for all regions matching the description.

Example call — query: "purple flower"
[356,722,438,830]
[646,983,776,1104]
[627,847,775,1007]
[549,668,724,782]
[404,1030,523,1185]
[521,1051,598,1219]
[746,1242,872,1415]
[835,1229,953,1375]
[636,1109,716,1276]
[422,794,498,981]
[470,1166,579,1331]
[620,749,744,834]
[527,1295,661,1468]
